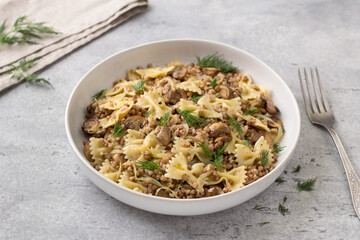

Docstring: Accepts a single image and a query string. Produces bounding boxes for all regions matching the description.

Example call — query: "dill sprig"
[259,222,270,226]
[260,150,269,168]
[292,165,301,173]
[131,79,145,92]
[228,115,242,135]
[144,110,154,117]
[199,142,229,170]
[275,177,287,185]
[137,160,160,170]
[273,143,285,154]
[297,178,317,192]
[283,196,288,203]
[311,158,315,162]
[244,140,251,147]
[278,203,289,216]
[156,112,170,126]
[0,16,60,46]
[92,89,106,101]
[196,53,237,73]
[113,122,126,137]
[8,58,51,85]
[178,110,209,127]
[244,108,260,115]
[191,94,202,102]
[209,76,217,88]
[253,204,265,211]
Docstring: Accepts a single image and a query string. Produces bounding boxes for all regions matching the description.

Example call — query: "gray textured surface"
[1,0,359,239]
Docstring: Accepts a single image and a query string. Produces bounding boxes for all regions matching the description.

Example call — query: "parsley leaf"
[156,112,171,126]
[297,178,317,192]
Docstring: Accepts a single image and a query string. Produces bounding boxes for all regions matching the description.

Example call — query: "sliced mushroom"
[167,89,187,104]
[171,66,187,80]
[124,116,146,130]
[82,118,100,134]
[262,96,278,114]
[264,132,273,146]
[83,141,93,161]
[268,116,283,128]
[246,128,266,144]
[209,122,231,138]
[214,136,232,144]
[156,189,170,198]
[202,67,221,77]
[218,85,232,99]
[156,126,171,146]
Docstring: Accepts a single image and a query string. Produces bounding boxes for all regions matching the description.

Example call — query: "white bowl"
[65,39,301,216]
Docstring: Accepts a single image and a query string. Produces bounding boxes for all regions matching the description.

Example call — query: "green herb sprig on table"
[137,160,160,170]
[131,79,145,92]
[178,110,209,127]
[292,165,301,173]
[0,16,59,46]
[275,177,287,185]
[156,112,170,126]
[253,204,265,211]
[8,58,51,85]
[228,115,242,135]
[297,178,317,192]
[259,222,270,226]
[196,53,237,73]
[199,142,229,170]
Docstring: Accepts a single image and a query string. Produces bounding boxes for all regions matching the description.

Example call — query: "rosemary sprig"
[209,76,217,88]
[0,16,59,46]
[178,110,209,127]
[113,122,126,137]
[275,177,287,185]
[199,142,229,170]
[144,110,154,117]
[137,160,160,170]
[244,108,260,115]
[292,165,301,173]
[191,94,202,102]
[244,140,251,147]
[260,150,269,168]
[156,112,170,126]
[253,204,265,211]
[259,222,270,226]
[8,58,51,85]
[273,143,285,154]
[196,53,237,73]
[297,178,317,192]
[228,115,242,135]
[92,89,106,101]
[131,79,145,92]
[278,203,289,216]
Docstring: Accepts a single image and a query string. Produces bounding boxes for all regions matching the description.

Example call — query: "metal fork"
[298,68,360,219]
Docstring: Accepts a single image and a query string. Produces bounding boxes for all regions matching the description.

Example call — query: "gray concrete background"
[1,0,359,239]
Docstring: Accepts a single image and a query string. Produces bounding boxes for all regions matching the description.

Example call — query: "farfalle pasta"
[82,56,284,199]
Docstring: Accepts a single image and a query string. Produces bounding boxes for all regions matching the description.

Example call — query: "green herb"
[275,177,287,185]
[244,140,251,147]
[297,178,317,192]
[199,142,229,170]
[259,222,270,226]
[309,219,314,222]
[260,150,269,168]
[228,115,242,135]
[156,112,170,126]
[311,158,315,162]
[113,122,126,137]
[92,89,106,101]
[178,110,209,127]
[0,16,59,46]
[196,53,237,73]
[214,93,221,98]
[137,160,160,170]
[273,143,285,154]
[131,79,145,92]
[292,165,301,173]
[8,58,51,85]
[283,196,287,203]
[253,204,265,211]
[209,76,218,88]
[144,110,154,117]
[191,94,202,102]
[278,203,289,216]
[244,108,260,115]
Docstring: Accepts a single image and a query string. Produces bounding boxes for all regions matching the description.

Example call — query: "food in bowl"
[81,54,284,199]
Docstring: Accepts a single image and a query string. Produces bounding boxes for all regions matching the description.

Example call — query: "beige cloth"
[0,0,148,92]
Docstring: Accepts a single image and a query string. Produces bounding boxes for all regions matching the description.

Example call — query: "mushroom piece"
[246,128,266,144]
[218,85,232,99]
[202,67,221,77]
[208,122,231,138]
[172,66,187,80]
[83,141,93,161]
[268,116,283,128]
[264,132,273,146]
[156,126,171,146]
[82,118,100,134]
[262,96,278,114]
[214,136,232,145]
[167,89,187,104]
[124,116,146,130]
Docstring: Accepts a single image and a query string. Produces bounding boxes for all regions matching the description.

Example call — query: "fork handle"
[326,127,360,219]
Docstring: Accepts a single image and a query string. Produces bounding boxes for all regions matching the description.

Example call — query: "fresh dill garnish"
[292,165,301,173]
[228,115,242,135]
[275,177,287,185]
[137,160,160,170]
[178,110,209,127]
[273,143,285,154]
[260,150,269,168]
[156,112,170,126]
[209,76,218,88]
[278,203,289,216]
[144,110,154,117]
[92,89,106,101]
[244,140,251,147]
[113,122,126,137]
[191,94,202,102]
[244,108,260,115]
[196,53,237,73]
[253,204,265,211]
[8,58,51,85]
[259,222,270,226]
[131,79,145,92]
[311,158,315,162]
[297,178,317,192]
[214,93,221,98]
[199,142,229,170]
[0,16,59,46]
[283,196,287,203]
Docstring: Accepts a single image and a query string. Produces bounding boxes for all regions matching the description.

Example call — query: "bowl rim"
[65,38,301,203]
